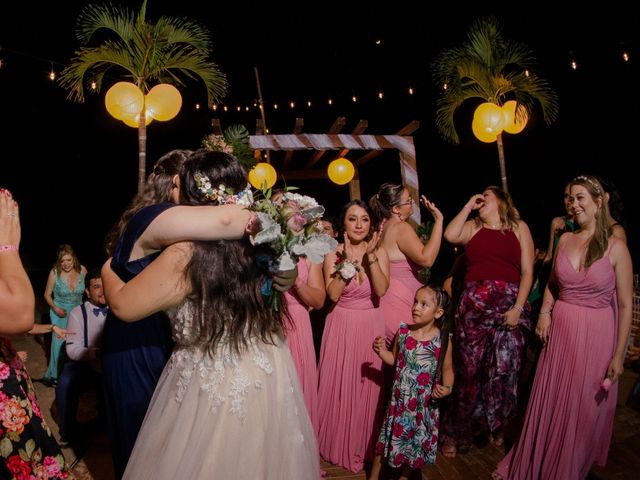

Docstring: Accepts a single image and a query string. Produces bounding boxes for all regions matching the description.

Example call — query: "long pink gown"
[284,258,319,434]
[496,248,619,479]
[380,259,423,342]
[317,274,385,472]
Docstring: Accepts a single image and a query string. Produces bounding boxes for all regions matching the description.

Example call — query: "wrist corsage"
[335,256,360,281]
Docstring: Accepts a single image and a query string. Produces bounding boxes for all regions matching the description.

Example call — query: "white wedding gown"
[123,301,320,480]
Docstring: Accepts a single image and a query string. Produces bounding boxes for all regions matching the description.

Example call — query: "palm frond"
[76,2,136,45]
[154,16,212,52]
[58,42,139,102]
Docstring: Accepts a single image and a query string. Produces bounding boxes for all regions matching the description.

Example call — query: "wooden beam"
[337,120,368,158]
[355,121,420,167]
[254,119,265,161]
[282,118,304,170]
[304,117,346,168]
[211,118,223,135]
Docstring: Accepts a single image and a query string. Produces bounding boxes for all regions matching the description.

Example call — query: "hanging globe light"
[248,162,277,189]
[501,100,529,134]
[121,110,154,128]
[471,116,499,143]
[327,157,355,185]
[105,82,144,120]
[472,102,504,142]
[146,84,182,121]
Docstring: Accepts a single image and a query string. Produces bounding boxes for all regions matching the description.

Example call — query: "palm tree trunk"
[496,132,508,193]
[137,110,147,193]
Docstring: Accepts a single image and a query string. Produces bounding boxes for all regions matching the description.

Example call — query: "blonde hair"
[54,244,81,274]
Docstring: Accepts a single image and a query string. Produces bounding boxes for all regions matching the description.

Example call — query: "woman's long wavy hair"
[474,185,520,231]
[569,175,612,268]
[179,149,285,355]
[54,244,81,274]
[104,149,191,255]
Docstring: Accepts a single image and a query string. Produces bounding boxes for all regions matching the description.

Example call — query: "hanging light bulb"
[328,158,355,185]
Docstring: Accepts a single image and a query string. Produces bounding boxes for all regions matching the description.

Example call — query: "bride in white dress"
[102,150,320,480]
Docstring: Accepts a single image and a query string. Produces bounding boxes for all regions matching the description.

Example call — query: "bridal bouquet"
[249,188,338,309]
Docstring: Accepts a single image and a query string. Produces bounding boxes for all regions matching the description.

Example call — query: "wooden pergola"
[211,117,422,223]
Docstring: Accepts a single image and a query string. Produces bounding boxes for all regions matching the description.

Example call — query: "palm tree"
[432,16,558,193]
[59,0,227,192]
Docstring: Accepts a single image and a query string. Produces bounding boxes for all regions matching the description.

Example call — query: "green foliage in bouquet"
[202,124,256,171]
[415,220,435,283]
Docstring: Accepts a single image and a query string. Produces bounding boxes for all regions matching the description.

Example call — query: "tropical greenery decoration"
[59,0,227,192]
[415,221,434,283]
[202,125,256,171]
[431,16,559,193]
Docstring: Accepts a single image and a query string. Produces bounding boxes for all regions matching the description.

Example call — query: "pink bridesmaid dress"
[284,258,319,434]
[317,273,385,472]
[380,259,423,342]
[496,248,619,479]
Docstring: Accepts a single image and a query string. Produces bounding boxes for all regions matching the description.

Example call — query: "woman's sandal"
[440,437,457,458]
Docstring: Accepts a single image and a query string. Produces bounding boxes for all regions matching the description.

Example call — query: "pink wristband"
[0,245,17,252]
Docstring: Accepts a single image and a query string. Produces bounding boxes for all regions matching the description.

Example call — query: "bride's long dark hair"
[179,149,285,355]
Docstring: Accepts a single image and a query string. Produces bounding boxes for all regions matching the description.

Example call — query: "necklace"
[483,220,501,229]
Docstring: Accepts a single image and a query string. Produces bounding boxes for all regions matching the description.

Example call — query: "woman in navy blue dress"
[102,150,255,478]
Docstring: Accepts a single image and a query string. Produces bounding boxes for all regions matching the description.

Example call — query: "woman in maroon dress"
[440,186,534,457]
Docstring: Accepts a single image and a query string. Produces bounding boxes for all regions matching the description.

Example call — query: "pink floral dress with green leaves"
[0,337,73,479]
[375,323,441,468]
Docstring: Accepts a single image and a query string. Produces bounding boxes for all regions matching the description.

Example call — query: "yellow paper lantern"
[472,102,504,142]
[501,100,529,134]
[105,82,144,120]
[471,116,499,143]
[146,84,182,121]
[248,162,277,189]
[327,157,355,185]
[121,110,154,128]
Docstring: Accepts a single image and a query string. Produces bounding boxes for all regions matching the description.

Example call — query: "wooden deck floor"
[14,333,640,479]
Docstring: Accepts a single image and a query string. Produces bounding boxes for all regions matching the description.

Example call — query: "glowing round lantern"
[471,117,498,143]
[121,110,154,128]
[146,84,182,121]
[248,162,277,189]
[501,100,529,134]
[472,102,504,142]
[327,157,355,185]
[105,82,144,120]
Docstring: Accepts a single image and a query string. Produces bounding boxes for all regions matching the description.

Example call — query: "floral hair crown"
[194,171,254,206]
[573,175,601,194]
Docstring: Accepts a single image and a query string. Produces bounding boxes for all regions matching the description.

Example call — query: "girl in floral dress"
[369,285,454,480]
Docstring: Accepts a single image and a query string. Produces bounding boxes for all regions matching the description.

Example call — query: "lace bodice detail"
[165,300,281,421]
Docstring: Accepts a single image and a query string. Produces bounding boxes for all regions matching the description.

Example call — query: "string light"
[212,104,218,111]
[443,83,448,91]
[274,103,278,110]
[289,101,295,108]
[48,62,56,81]
[245,106,249,111]
[223,105,228,112]
[237,105,241,111]
[408,85,414,95]
[570,59,578,70]
[307,100,312,107]
[524,69,530,77]
[622,51,630,62]
[352,95,357,103]
[195,103,200,110]
[378,91,384,100]
[328,98,333,105]
[90,80,97,90]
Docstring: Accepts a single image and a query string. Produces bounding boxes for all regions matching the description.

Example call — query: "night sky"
[1,0,638,287]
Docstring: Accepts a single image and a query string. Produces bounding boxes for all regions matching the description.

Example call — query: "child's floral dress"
[375,323,441,468]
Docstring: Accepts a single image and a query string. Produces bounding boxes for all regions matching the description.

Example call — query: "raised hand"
[420,195,443,221]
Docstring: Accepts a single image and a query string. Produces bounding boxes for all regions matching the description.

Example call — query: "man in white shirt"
[56,269,107,446]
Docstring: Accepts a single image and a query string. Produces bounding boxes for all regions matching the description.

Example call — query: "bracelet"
[368,256,379,265]
[512,304,524,313]
[539,310,551,316]
[463,204,473,212]
[441,385,453,390]
[0,245,17,252]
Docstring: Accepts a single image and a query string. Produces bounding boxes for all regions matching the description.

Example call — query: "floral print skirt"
[442,280,530,446]
[1,337,73,479]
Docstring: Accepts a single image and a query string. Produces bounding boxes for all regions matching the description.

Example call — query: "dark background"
[1,0,637,288]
